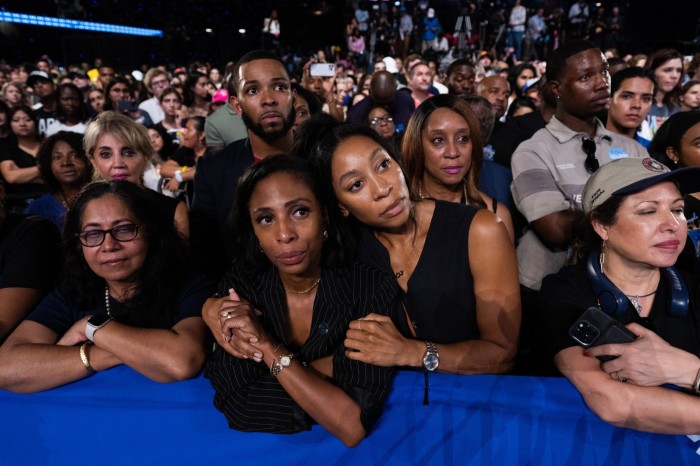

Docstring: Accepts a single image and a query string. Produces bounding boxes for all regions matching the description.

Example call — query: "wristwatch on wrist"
[422,341,439,372]
[270,353,295,377]
[85,313,113,342]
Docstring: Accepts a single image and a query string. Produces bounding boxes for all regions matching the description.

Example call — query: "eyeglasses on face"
[582,137,599,173]
[370,115,393,126]
[77,223,141,247]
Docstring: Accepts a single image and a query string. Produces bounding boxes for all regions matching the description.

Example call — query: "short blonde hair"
[83,111,154,163]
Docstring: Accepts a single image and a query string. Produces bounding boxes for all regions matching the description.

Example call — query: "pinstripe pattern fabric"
[204,262,399,434]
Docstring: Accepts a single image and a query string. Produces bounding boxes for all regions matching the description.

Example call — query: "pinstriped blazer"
[205,261,400,434]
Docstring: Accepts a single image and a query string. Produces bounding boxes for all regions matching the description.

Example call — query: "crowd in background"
[0,0,700,445]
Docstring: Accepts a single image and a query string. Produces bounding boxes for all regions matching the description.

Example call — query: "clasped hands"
[210,289,272,363]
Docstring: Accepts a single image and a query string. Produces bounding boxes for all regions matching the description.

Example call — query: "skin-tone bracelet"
[80,342,95,373]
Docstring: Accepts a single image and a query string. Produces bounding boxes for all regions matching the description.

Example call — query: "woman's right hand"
[218,289,270,362]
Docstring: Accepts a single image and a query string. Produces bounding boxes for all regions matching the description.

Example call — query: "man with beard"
[191,50,296,281]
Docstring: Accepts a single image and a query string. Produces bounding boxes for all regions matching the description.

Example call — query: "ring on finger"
[221,311,231,319]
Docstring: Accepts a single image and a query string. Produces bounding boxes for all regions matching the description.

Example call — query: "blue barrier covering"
[0,366,696,465]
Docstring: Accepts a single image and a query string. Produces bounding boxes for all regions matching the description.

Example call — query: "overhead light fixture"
[238,28,246,34]
[0,10,163,37]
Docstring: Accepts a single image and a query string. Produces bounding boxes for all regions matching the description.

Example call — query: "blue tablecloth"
[0,367,697,465]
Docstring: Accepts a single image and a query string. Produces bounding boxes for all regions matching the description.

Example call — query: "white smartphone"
[310,63,335,77]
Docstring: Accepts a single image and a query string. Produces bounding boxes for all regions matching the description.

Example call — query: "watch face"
[280,355,292,367]
[88,313,111,327]
[423,353,439,371]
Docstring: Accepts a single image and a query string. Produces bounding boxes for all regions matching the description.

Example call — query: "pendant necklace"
[625,289,657,315]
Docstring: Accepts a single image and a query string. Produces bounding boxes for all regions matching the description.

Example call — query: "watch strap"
[85,315,113,342]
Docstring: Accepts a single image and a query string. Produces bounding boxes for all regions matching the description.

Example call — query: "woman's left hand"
[588,323,700,388]
[344,312,420,367]
[56,315,91,346]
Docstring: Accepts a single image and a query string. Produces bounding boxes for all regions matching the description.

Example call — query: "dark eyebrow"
[251,197,314,214]
[338,147,386,185]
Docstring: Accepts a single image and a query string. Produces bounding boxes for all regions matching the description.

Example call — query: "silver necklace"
[104,285,113,317]
[625,290,657,315]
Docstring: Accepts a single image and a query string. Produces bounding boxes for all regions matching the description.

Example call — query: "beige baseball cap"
[582,157,700,213]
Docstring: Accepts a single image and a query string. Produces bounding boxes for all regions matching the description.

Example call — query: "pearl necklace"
[283,278,321,294]
[104,286,113,317]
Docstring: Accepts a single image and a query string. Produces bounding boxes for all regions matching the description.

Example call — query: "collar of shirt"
[546,115,613,145]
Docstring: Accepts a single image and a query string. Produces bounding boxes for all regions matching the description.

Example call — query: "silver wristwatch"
[422,341,439,372]
[271,353,295,377]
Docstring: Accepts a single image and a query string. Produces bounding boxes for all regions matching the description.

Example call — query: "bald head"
[370,71,397,105]
[477,75,510,117]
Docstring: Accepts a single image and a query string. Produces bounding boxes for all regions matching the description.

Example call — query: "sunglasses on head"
[582,137,599,173]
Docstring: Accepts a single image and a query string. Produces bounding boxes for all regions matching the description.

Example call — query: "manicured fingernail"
[583,351,590,357]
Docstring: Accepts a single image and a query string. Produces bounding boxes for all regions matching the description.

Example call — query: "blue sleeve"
[25,288,82,336]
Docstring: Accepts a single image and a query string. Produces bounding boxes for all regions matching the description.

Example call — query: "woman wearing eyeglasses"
[0,180,213,393]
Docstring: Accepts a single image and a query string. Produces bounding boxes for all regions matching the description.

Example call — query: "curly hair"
[36,131,93,192]
[61,180,189,328]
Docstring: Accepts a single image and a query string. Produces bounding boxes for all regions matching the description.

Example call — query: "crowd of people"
[0,0,699,447]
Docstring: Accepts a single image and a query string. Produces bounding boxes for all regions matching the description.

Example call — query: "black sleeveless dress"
[358,200,479,343]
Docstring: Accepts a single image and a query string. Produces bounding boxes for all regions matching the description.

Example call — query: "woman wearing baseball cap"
[540,157,700,434]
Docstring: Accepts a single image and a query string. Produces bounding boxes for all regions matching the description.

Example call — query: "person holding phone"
[202,156,398,447]
[540,157,700,434]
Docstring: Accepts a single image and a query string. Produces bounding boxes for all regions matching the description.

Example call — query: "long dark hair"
[645,48,683,109]
[103,77,133,111]
[296,113,415,242]
[37,131,93,192]
[401,94,485,208]
[228,155,352,271]
[61,180,189,328]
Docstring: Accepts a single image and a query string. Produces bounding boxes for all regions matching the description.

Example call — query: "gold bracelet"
[80,342,95,373]
[693,365,700,395]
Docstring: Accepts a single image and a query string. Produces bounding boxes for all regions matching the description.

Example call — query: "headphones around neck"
[586,250,689,318]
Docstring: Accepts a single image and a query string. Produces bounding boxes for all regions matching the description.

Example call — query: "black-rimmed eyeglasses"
[582,137,599,173]
[77,224,141,247]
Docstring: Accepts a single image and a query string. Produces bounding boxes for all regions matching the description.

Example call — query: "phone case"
[568,307,637,361]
